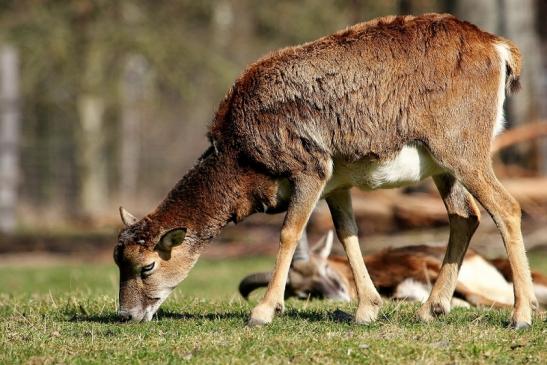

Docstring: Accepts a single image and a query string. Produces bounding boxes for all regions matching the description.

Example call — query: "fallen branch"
[313,179,547,233]
[492,121,547,153]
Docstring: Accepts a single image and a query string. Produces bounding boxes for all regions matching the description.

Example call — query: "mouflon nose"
[118,309,132,322]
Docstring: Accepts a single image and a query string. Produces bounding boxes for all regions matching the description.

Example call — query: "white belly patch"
[366,144,443,189]
[326,143,444,192]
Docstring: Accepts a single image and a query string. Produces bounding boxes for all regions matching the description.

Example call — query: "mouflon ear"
[119,206,138,226]
[156,228,187,253]
[312,230,334,259]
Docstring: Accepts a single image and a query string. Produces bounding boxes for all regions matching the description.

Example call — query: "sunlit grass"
[0,253,545,364]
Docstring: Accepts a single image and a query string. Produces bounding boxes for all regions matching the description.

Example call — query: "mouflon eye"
[141,262,155,276]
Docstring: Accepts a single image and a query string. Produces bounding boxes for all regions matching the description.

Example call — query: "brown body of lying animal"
[240,232,547,309]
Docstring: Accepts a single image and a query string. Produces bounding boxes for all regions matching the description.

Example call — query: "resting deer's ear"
[312,230,334,259]
[156,228,187,254]
[119,206,138,226]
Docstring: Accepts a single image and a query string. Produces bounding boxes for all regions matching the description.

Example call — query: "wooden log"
[502,177,547,202]
[392,193,448,228]
[492,121,547,153]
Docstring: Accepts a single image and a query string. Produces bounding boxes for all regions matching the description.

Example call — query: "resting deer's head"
[239,231,352,301]
[114,207,199,322]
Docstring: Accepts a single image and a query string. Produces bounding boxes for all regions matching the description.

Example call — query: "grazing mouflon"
[114,14,537,328]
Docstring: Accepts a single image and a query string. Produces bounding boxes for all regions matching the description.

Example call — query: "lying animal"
[239,231,547,309]
[114,13,537,327]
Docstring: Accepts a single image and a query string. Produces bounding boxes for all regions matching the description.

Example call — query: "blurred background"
[0,0,546,265]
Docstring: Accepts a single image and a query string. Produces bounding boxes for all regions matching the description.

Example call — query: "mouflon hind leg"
[426,134,537,328]
[417,174,480,321]
[457,167,537,328]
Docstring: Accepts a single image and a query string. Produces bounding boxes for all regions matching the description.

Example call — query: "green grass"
[0,254,546,364]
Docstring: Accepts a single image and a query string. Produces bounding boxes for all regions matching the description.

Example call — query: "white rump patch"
[458,255,514,306]
[393,278,430,303]
[493,43,510,136]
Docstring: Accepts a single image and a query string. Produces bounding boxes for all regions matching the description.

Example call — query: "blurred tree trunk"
[212,0,256,62]
[77,43,108,219]
[502,0,545,171]
[212,0,234,50]
[119,55,151,203]
[453,0,499,33]
[399,0,413,14]
[350,0,364,24]
[0,45,20,233]
[231,0,254,64]
[454,0,544,171]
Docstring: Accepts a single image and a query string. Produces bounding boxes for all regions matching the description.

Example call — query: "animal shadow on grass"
[158,308,359,325]
[65,304,443,326]
[65,308,353,324]
[65,310,247,324]
[284,308,355,323]
[66,312,120,324]
[155,309,248,322]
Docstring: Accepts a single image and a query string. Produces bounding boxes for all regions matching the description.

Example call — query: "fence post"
[0,44,20,233]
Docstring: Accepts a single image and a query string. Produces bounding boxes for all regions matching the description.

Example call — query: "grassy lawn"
[1,253,546,364]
